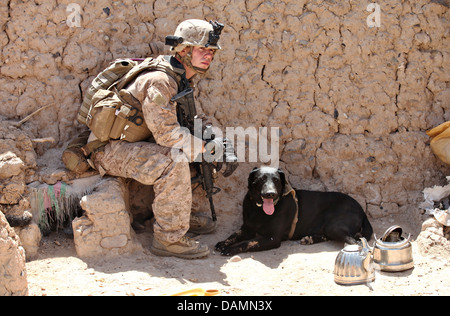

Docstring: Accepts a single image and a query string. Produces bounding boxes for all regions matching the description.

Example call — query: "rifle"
[171,88,220,221]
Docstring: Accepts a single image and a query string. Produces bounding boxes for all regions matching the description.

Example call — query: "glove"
[202,124,239,177]
[220,137,238,177]
[203,137,238,176]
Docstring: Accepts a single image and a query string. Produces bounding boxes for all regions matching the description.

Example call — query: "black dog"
[215,167,373,256]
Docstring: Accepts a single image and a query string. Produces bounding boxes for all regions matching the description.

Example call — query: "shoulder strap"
[116,56,186,91]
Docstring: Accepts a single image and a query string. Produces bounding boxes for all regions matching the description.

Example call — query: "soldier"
[90,19,237,259]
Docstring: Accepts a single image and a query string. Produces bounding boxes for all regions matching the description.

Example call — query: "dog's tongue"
[262,199,275,215]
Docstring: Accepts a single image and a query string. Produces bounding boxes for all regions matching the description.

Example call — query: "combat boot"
[188,214,217,234]
[150,236,210,259]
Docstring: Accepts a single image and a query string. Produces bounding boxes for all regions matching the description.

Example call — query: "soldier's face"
[191,46,216,70]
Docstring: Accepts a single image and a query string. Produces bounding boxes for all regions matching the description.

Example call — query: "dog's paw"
[215,241,225,251]
[215,242,236,256]
[217,246,233,256]
[214,240,231,256]
[219,249,233,256]
[299,236,314,245]
[220,247,240,256]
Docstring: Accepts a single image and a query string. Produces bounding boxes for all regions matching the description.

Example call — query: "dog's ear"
[248,167,259,188]
[278,168,286,184]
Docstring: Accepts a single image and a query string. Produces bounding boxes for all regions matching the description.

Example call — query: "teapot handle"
[381,225,402,241]
[375,233,411,248]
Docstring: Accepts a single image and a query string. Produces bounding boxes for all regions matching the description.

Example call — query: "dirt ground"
[26,213,450,296]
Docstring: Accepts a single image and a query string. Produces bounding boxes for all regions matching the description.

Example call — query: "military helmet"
[166,19,224,52]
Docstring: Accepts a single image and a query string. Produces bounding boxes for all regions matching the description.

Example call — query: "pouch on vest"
[115,89,152,142]
[86,88,152,142]
[109,104,131,139]
[86,89,121,142]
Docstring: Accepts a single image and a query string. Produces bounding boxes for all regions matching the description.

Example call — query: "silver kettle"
[334,238,375,285]
[373,225,414,272]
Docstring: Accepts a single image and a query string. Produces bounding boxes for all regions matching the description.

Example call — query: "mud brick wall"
[0,0,448,219]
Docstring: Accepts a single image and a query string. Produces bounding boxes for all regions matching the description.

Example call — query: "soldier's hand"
[221,137,238,177]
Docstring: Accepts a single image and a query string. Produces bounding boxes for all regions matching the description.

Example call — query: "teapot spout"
[359,237,373,254]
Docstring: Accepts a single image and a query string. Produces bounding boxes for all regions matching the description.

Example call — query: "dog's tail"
[359,215,373,241]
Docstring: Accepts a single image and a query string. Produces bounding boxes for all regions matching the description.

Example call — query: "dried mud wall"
[1,0,449,219]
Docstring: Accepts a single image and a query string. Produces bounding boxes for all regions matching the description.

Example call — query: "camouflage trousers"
[92,140,192,244]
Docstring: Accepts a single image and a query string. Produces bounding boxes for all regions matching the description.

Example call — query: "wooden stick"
[13,103,54,127]
[31,137,55,143]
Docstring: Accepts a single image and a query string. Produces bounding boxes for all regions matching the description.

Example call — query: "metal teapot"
[373,225,414,272]
[334,237,375,285]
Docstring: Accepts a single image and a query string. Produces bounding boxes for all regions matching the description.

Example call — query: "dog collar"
[288,197,299,240]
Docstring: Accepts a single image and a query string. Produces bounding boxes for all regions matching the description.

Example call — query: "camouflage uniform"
[92,55,203,244]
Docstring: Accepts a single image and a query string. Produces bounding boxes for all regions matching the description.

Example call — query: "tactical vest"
[78,55,186,143]
[63,56,188,174]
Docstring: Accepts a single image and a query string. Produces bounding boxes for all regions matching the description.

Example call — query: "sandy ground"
[26,214,450,296]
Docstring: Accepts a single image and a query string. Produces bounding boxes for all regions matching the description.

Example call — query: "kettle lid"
[343,244,360,252]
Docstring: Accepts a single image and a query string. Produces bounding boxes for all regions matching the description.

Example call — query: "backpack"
[77,56,185,143]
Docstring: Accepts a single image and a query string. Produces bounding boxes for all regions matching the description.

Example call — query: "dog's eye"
[273,178,280,182]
